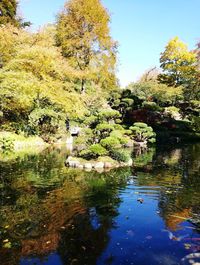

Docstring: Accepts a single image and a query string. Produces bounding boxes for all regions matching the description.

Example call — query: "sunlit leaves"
[159,37,198,87]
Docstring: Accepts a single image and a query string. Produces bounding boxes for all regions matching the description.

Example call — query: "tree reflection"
[0,148,131,265]
[0,144,200,265]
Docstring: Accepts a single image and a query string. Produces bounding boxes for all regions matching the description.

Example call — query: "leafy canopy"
[158,37,198,87]
[56,0,117,92]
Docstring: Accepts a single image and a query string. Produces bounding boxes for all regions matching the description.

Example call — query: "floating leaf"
[3,242,11,249]
[184,243,191,250]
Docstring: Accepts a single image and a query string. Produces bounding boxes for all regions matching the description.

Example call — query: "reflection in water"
[0,144,199,265]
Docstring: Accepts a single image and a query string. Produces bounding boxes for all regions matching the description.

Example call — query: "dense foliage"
[0,0,199,155]
[0,0,30,27]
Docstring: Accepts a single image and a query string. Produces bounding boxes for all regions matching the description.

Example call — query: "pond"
[0,143,200,265]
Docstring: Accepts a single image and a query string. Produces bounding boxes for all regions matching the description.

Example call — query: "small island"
[65,110,156,170]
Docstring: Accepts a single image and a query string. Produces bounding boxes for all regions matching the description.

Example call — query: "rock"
[127,159,133,166]
[84,163,92,169]
[78,164,84,169]
[96,168,104,173]
[68,160,80,168]
[65,157,80,168]
[66,156,73,161]
[104,162,113,168]
[94,162,104,169]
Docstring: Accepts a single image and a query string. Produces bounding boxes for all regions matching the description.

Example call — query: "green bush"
[74,128,94,146]
[98,109,121,122]
[110,149,130,163]
[142,101,161,111]
[79,149,92,160]
[129,122,156,144]
[109,130,129,145]
[95,123,115,138]
[191,116,200,132]
[0,137,14,151]
[83,115,98,128]
[100,136,121,150]
[113,124,124,130]
[28,107,65,140]
[89,144,108,158]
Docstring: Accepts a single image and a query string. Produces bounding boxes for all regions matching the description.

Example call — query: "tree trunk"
[81,79,85,94]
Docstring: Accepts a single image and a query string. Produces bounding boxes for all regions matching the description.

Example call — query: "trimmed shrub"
[110,149,130,163]
[98,109,121,122]
[109,130,129,145]
[83,115,98,128]
[0,137,14,151]
[95,123,115,138]
[130,122,156,144]
[79,149,92,160]
[142,101,161,111]
[100,136,121,150]
[89,144,108,157]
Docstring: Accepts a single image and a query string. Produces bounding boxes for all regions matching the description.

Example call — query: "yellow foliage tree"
[158,37,198,87]
[56,0,117,92]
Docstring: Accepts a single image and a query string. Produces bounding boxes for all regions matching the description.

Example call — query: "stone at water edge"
[94,162,104,169]
[68,160,80,168]
[104,162,113,168]
[84,163,92,169]
[127,159,133,166]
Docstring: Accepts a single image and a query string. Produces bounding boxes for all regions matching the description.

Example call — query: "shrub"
[129,122,156,144]
[74,128,94,146]
[95,123,115,138]
[100,136,121,150]
[142,101,161,111]
[0,137,14,151]
[191,116,200,132]
[164,106,181,119]
[109,130,129,145]
[113,124,124,130]
[83,115,98,128]
[110,149,130,163]
[98,109,121,122]
[79,149,92,160]
[28,107,65,140]
[89,144,108,158]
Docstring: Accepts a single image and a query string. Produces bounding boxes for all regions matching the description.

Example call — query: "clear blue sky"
[19,0,200,87]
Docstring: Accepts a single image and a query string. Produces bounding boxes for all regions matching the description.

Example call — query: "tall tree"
[0,0,30,27]
[0,0,19,26]
[196,41,200,68]
[56,0,117,93]
[158,37,198,87]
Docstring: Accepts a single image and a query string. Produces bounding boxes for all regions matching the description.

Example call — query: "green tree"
[56,0,117,92]
[158,37,198,87]
[0,0,30,27]
[0,0,18,26]
[130,122,156,145]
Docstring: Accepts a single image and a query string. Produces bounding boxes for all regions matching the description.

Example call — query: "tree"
[0,0,30,27]
[138,67,160,83]
[0,24,31,67]
[0,0,18,26]
[158,37,198,87]
[56,0,117,92]
[196,41,200,67]
[130,122,156,145]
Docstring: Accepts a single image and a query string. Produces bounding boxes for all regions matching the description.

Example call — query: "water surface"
[0,144,200,265]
